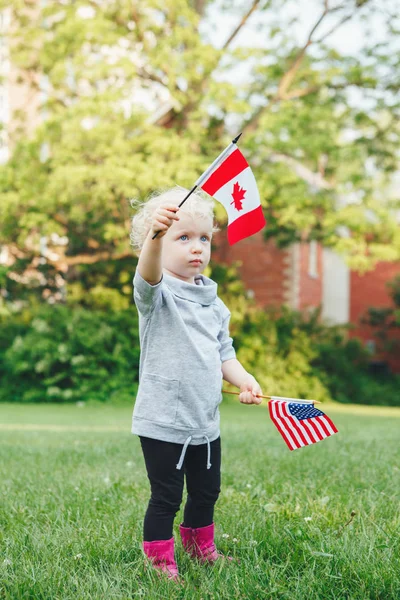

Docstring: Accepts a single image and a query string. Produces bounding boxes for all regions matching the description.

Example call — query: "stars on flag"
[288,403,325,420]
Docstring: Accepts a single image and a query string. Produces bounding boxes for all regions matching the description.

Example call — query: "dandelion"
[304,516,312,522]
[249,540,258,546]
[103,476,111,485]
[74,553,83,560]
[126,461,134,467]
[232,538,239,543]
[94,497,99,502]
[222,533,230,539]
[3,559,12,566]
[246,483,252,488]
[74,486,79,491]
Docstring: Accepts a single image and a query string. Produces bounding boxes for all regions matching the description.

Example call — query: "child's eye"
[180,235,188,241]
[201,235,210,242]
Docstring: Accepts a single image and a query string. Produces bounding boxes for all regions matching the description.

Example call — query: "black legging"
[139,436,221,541]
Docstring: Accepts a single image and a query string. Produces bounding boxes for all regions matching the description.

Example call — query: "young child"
[130,186,263,580]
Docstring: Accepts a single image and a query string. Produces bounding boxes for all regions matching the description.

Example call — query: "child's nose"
[191,241,202,252]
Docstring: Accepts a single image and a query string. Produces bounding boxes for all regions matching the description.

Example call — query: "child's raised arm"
[137,204,180,285]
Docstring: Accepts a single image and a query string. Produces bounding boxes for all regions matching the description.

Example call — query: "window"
[308,240,318,278]
[365,340,376,354]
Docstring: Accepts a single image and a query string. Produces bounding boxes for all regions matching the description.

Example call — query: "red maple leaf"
[231,181,246,211]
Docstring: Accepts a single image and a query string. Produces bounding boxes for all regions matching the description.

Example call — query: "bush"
[312,334,400,406]
[0,304,140,403]
[1,263,399,406]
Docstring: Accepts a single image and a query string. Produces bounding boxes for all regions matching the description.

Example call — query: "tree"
[0,0,399,304]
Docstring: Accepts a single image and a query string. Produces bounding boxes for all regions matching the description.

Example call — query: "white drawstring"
[204,435,211,470]
[175,435,212,470]
[176,436,192,470]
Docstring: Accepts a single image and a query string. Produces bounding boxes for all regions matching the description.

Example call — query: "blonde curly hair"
[130,186,220,254]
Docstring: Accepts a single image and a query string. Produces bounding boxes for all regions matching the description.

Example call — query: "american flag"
[268,398,338,451]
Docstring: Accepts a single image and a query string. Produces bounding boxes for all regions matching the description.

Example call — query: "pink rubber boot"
[142,537,180,580]
[179,524,195,557]
[180,523,231,563]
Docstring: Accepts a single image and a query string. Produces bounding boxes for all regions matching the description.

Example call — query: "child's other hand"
[150,204,180,238]
[239,377,263,405]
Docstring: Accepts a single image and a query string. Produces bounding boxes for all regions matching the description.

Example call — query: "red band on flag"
[227,205,266,245]
[315,416,331,437]
[201,149,248,196]
[269,401,296,450]
[281,401,308,447]
[321,414,338,433]
[304,418,323,442]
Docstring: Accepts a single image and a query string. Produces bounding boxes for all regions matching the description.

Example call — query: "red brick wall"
[298,242,324,310]
[212,230,287,307]
[350,261,400,372]
[212,228,400,372]
[212,236,325,311]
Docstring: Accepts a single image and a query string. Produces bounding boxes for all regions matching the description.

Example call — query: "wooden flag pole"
[223,389,271,400]
[222,390,321,404]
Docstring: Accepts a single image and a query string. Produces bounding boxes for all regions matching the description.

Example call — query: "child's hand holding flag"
[239,377,263,405]
[222,359,263,405]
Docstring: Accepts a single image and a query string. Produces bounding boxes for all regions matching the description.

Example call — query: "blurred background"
[0,0,399,407]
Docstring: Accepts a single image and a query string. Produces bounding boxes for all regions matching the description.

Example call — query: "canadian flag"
[200,146,266,245]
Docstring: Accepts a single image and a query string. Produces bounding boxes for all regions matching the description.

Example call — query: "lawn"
[0,400,399,599]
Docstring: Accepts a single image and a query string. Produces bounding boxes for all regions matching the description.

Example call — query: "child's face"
[161,210,213,283]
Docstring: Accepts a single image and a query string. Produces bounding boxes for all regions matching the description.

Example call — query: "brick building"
[213,231,400,372]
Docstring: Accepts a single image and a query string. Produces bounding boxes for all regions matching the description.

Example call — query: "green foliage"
[1,0,400,308]
[1,292,399,405]
[0,304,140,403]
[1,261,399,406]
[312,336,400,406]
[388,275,400,310]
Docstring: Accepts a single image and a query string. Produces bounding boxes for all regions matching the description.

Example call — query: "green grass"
[0,400,399,599]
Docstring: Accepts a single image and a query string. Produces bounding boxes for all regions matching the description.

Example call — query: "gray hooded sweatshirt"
[131,269,236,470]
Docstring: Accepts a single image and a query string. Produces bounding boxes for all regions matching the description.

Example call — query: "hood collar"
[163,272,217,306]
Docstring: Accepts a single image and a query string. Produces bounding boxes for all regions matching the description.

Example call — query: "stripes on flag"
[268,399,338,451]
[227,205,265,245]
[201,149,248,196]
